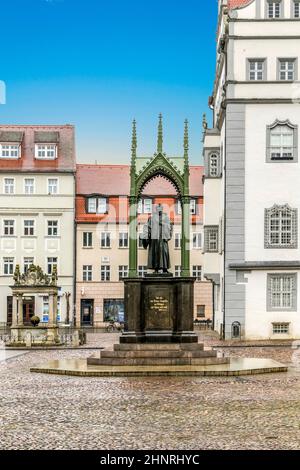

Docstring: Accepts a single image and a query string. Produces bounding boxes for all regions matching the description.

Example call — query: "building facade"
[0,125,76,325]
[203,0,300,339]
[76,164,212,326]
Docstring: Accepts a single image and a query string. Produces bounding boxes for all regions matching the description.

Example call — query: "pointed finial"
[131,119,137,164]
[157,113,163,153]
[202,113,208,130]
[184,119,189,163]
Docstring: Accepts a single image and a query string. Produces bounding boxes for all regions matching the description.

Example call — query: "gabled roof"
[76,164,204,197]
[0,125,76,172]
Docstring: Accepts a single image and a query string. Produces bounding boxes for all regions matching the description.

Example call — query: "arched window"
[267,120,298,162]
[231,322,241,340]
[265,204,298,249]
[207,152,221,178]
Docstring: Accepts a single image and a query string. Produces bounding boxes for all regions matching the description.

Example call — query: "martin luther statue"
[140,204,173,273]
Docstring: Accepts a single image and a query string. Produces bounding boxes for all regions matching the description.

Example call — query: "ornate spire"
[184,119,189,164]
[157,113,163,153]
[131,119,137,169]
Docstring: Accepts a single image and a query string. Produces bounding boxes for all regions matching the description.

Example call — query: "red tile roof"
[228,0,253,9]
[0,125,76,172]
[76,164,204,197]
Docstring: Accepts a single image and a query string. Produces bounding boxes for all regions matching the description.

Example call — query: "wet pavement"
[0,332,300,450]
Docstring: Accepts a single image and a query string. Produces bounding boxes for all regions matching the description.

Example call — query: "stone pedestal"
[9,326,61,346]
[121,276,197,344]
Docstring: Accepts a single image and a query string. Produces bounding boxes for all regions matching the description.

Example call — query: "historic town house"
[203,0,300,339]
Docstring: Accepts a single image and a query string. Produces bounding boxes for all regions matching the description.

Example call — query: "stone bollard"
[72,331,80,347]
[25,332,32,348]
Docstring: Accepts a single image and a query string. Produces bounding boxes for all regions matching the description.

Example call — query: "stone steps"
[92,357,230,366]
[101,349,217,359]
[113,343,204,351]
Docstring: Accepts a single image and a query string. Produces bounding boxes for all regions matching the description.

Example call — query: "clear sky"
[0,0,218,164]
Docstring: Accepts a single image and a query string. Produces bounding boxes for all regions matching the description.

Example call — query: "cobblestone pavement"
[0,333,300,450]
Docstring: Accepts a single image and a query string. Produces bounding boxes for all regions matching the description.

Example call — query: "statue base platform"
[121,276,197,344]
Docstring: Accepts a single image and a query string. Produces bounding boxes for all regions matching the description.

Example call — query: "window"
[104,299,124,323]
[294,1,300,18]
[138,230,144,248]
[268,274,297,311]
[47,220,58,237]
[232,321,241,339]
[176,199,198,215]
[83,265,93,281]
[119,232,128,248]
[24,178,35,195]
[48,178,58,195]
[3,257,14,275]
[278,59,296,81]
[83,232,93,248]
[87,197,107,214]
[248,60,265,81]
[24,220,35,236]
[265,205,297,249]
[175,265,181,277]
[138,265,147,277]
[175,233,181,249]
[273,323,290,334]
[0,144,20,159]
[35,144,57,160]
[4,178,15,194]
[209,153,220,177]
[42,296,49,322]
[267,121,298,162]
[24,257,34,273]
[193,233,202,249]
[3,220,15,236]
[101,265,110,281]
[138,198,153,214]
[101,232,111,248]
[47,257,57,275]
[204,226,219,253]
[196,305,205,318]
[192,266,202,281]
[267,1,281,18]
[119,265,128,280]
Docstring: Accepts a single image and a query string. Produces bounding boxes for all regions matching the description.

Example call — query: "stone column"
[48,293,55,326]
[53,292,58,325]
[12,294,18,327]
[17,294,23,326]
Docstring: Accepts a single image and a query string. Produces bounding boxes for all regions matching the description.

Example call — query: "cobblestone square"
[0,332,300,450]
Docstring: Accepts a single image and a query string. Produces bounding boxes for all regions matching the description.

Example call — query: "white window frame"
[138,265,147,278]
[265,205,298,249]
[3,219,15,236]
[138,198,153,214]
[83,232,93,248]
[24,178,35,195]
[101,265,110,281]
[192,265,202,281]
[47,220,59,237]
[248,59,265,81]
[23,257,35,273]
[174,233,181,249]
[87,197,107,214]
[35,144,57,160]
[47,178,59,195]
[193,232,202,249]
[294,0,300,18]
[23,219,35,237]
[119,232,128,248]
[83,265,93,282]
[119,265,128,280]
[0,143,20,159]
[175,265,181,277]
[100,232,111,248]
[3,257,14,276]
[267,274,297,312]
[267,0,282,18]
[47,257,58,275]
[278,59,297,81]
[3,177,15,195]
[273,323,290,334]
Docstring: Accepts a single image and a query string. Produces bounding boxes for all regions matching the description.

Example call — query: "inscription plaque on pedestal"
[145,287,172,330]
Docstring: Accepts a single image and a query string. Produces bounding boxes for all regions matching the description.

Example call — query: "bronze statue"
[141,204,173,273]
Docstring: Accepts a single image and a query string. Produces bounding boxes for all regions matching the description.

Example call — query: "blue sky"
[0,0,218,164]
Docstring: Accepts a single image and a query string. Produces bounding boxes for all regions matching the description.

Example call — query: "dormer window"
[35,144,57,160]
[0,143,20,159]
[87,197,107,214]
[267,0,281,18]
[34,131,59,160]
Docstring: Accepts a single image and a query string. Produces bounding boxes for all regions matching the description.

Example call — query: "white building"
[203,0,300,340]
[0,125,76,325]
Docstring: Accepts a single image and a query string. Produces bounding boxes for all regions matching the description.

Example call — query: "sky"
[0,0,218,164]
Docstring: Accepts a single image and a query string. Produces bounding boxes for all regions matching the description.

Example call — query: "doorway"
[81,299,94,326]
[23,296,35,325]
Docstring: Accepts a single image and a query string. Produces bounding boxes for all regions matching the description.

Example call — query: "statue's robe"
[141,211,173,271]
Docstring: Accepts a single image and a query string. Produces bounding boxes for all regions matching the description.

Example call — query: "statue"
[141,204,173,274]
